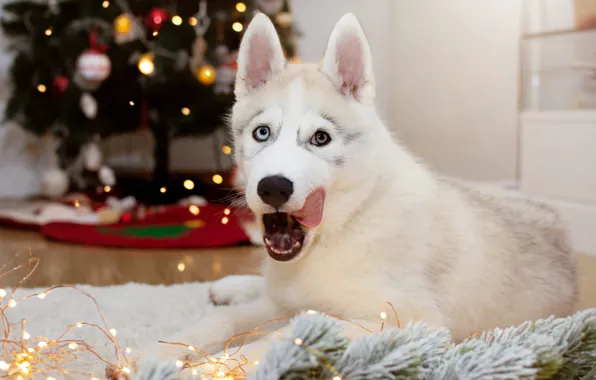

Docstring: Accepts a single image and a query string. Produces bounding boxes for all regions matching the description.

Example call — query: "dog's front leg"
[119,297,281,379]
[209,274,265,306]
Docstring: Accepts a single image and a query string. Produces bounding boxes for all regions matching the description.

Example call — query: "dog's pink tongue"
[293,188,325,228]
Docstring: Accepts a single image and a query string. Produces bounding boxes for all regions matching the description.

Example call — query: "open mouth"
[262,213,307,261]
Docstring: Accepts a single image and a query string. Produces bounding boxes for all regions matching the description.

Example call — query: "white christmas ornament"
[83,142,102,170]
[41,169,69,199]
[76,50,111,88]
[98,165,116,186]
[214,62,237,95]
[80,93,98,119]
[257,0,284,15]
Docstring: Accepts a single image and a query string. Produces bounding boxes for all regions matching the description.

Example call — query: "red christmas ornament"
[145,8,168,31]
[53,75,69,93]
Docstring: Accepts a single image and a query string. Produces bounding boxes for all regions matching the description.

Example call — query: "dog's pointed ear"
[321,13,375,103]
[235,13,286,98]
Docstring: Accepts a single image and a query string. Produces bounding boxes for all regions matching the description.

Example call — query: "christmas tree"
[0,0,298,201]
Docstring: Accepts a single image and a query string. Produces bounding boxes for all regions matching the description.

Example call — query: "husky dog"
[118,12,577,379]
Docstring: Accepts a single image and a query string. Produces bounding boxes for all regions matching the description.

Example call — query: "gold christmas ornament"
[196,64,216,85]
[114,14,133,34]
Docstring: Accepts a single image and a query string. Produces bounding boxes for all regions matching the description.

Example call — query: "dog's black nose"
[257,176,294,208]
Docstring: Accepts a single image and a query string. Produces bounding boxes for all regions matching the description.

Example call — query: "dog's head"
[231,13,385,262]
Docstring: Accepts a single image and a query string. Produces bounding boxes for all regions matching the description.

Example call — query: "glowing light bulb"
[191,369,198,375]
[122,367,131,374]
[307,310,317,314]
[104,185,111,193]
[221,145,232,155]
[37,84,47,93]
[177,262,186,272]
[189,17,197,26]
[8,299,16,308]
[380,312,388,320]
[74,200,80,208]
[221,217,229,225]
[125,347,132,354]
[188,345,195,351]
[172,15,182,25]
[138,54,155,75]
[38,341,48,348]
[102,0,109,8]
[212,174,223,184]
[109,328,117,336]
[224,208,231,215]
[153,31,159,36]
[45,28,52,36]
[0,361,8,371]
[175,360,184,368]
[22,331,30,340]
[236,2,247,12]
[189,205,199,215]
[27,348,34,353]
[181,107,191,116]
[38,292,46,299]
[160,186,167,193]
[333,377,342,380]
[184,179,195,190]
[76,322,83,328]
[68,342,78,349]
[232,22,243,32]
[0,289,6,298]
[129,101,135,106]
[294,338,303,346]
[254,361,260,365]
[217,371,225,377]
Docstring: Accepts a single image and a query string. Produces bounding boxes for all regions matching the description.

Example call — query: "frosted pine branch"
[253,313,349,380]
[431,340,538,380]
[331,322,450,379]
[132,309,596,380]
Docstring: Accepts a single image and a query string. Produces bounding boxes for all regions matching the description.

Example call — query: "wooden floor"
[0,228,594,310]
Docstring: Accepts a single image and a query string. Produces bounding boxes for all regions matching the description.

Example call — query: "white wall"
[389,0,522,181]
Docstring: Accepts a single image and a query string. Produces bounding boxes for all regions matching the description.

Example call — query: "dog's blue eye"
[253,125,270,142]
[310,131,331,147]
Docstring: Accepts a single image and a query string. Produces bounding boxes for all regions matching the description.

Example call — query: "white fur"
[124,13,577,379]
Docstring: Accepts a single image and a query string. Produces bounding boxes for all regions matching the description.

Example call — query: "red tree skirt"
[42,204,251,248]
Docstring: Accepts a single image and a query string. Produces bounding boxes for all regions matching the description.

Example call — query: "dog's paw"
[209,275,264,306]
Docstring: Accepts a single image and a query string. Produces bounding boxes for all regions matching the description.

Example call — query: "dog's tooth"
[293,242,300,248]
[264,237,272,245]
